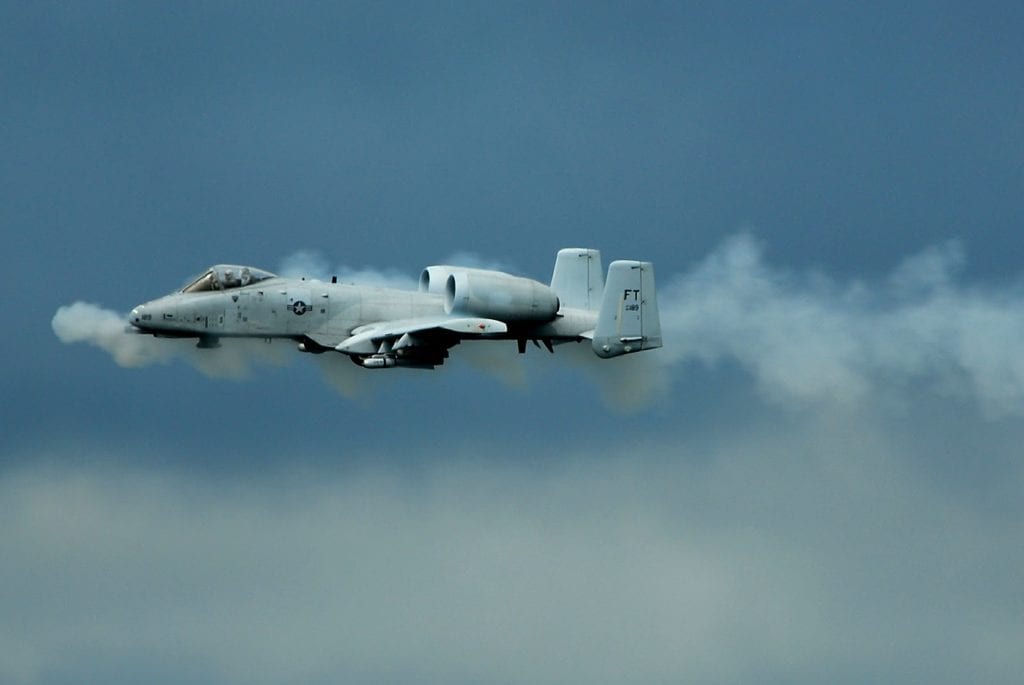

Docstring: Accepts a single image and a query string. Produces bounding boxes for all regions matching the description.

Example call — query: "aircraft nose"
[129,305,144,328]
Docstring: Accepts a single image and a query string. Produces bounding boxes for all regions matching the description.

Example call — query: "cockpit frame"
[181,265,276,293]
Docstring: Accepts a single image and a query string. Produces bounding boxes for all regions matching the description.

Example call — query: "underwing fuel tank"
[361,355,396,368]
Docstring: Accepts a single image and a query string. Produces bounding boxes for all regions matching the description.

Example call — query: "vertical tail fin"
[551,248,604,311]
[592,260,662,358]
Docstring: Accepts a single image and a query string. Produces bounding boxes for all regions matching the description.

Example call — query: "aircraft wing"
[334,316,508,366]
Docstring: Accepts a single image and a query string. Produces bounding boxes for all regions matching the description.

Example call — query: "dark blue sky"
[4,3,1024,683]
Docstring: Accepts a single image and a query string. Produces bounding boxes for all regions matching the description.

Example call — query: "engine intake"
[419,265,455,294]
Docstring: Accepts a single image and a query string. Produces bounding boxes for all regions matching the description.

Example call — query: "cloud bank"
[52,235,1024,414]
[3,416,1022,685]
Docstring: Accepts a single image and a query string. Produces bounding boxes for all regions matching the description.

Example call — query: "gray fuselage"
[130,276,597,350]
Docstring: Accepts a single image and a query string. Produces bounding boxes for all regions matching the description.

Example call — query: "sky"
[3,2,1024,683]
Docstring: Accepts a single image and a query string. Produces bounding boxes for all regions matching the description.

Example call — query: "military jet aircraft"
[129,248,661,368]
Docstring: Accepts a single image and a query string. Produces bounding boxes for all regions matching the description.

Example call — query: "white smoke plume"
[50,237,1024,415]
[454,340,530,389]
[51,303,289,380]
[51,302,176,369]
[527,340,669,412]
[438,250,520,274]
[313,353,385,400]
[659,234,1024,416]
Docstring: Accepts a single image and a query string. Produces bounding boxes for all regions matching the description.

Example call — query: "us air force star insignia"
[291,301,307,315]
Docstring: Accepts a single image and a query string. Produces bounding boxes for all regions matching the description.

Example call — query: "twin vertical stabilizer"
[550,248,662,358]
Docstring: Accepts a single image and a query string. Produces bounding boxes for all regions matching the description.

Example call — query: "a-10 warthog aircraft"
[129,248,661,369]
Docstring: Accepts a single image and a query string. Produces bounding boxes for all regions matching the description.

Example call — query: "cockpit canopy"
[181,265,277,293]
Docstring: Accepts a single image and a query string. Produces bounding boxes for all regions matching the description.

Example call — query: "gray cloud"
[3,412,1022,685]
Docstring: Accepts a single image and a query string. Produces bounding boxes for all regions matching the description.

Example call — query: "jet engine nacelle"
[444,270,559,322]
[420,265,560,321]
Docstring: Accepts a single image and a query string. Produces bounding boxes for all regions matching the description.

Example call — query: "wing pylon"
[336,316,508,368]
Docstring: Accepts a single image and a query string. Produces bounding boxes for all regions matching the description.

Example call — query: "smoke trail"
[438,250,520,275]
[454,340,529,389]
[278,250,416,290]
[658,234,1024,416]
[525,340,669,412]
[51,303,289,380]
[313,353,383,400]
[51,302,175,368]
